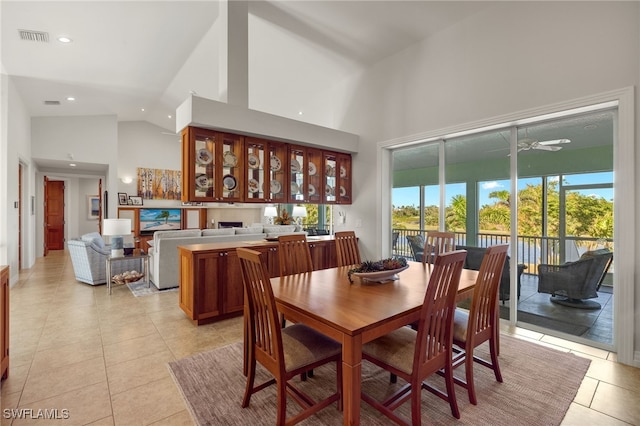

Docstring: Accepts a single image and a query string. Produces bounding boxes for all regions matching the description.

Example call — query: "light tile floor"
[1,251,638,425]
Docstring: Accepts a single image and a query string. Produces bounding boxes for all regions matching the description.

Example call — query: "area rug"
[127,280,178,297]
[168,334,590,425]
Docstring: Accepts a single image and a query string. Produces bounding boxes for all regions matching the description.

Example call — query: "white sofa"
[148,225,303,289]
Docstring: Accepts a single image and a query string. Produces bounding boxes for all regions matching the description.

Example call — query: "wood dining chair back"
[334,231,361,267]
[423,231,456,265]
[237,248,343,425]
[452,244,508,405]
[361,250,467,425]
[278,234,314,276]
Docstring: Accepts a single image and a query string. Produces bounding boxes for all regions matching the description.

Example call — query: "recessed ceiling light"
[57,36,72,43]
[141,108,145,112]
[69,163,76,167]
[66,97,75,101]
[298,111,303,115]
[168,115,172,119]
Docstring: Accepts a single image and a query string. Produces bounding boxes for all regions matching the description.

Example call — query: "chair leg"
[443,364,460,419]
[242,358,256,408]
[489,336,503,383]
[276,378,287,425]
[465,353,477,405]
[390,373,397,383]
[410,378,422,426]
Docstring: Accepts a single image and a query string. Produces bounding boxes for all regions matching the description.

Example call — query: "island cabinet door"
[308,241,326,270]
[222,251,244,314]
[192,254,223,321]
[254,246,280,278]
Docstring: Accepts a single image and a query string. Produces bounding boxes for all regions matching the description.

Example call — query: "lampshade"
[264,206,278,217]
[292,206,307,218]
[103,218,131,257]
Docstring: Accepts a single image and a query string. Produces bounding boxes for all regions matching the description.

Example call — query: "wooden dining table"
[270,260,478,426]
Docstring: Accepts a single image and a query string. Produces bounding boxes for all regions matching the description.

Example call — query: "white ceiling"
[1,1,490,134]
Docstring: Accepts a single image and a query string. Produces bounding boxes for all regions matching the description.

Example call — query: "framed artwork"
[88,195,100,219]
[129,195,143,206]
[118,192,128,205]
[137,167,182,200]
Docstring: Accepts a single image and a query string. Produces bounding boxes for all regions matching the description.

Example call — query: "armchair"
[405,234,424,262]
[537,248,613,309]
[68,232,143,286]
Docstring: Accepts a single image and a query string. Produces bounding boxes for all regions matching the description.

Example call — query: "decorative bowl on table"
[348,258,409,284]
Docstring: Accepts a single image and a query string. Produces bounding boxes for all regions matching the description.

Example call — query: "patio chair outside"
[537,248,613,309]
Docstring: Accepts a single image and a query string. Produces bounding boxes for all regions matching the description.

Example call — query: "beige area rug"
[168,334,590,425]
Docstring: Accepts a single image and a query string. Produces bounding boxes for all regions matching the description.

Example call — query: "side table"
[106,251,150,295]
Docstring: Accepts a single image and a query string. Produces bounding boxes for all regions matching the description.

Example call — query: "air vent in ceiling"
[44,100,61,106]
[19,29,49,43]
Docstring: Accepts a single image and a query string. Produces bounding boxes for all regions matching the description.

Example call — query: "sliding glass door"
[390,105,616,349]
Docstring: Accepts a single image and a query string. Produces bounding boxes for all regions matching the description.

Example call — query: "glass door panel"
[269,143,287,202]
[220,133,243,202]
[245,138,267,202]
[307,149,322,204]
[289,147,306,202]
[517,110,615,348]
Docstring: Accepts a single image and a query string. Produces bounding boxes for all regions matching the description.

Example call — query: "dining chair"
[422,231,456,265]
[451,244,508,405]
[334,231,361,267]
[278,234,314,276]
[277,234,316,379]
[237,248,343,425]
[361,250,467,425]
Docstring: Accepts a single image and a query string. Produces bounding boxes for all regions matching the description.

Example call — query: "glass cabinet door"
[307,148,323,204]
[183,127,217,202]
[219,133,244,202]
[244,138,288,203]
[323,152,352,204]
[269,142,287,203]
[323,152,337,204]
[336,153,352,204]
[289,147,306,203]
[245,138,268,202]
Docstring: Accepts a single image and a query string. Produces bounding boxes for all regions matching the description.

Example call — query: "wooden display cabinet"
[323,151,352,204]
[181,126,352,205]
[244,137,288,203]
[1,265,9,380]
[182,127,244,203]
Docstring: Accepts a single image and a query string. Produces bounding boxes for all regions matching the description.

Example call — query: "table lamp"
[264,206,278,225]
[292,205,307,226]
[103,218,131,257]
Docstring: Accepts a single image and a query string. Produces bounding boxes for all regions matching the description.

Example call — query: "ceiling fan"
[517,129,571,152]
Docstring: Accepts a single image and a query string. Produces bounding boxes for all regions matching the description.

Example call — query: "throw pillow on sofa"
[81,232,106,249]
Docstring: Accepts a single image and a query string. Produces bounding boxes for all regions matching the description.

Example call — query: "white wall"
[331,2,639,361]
[116,121,184,212]
[1,76,33,283]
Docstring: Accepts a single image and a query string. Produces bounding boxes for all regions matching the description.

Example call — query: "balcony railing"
[392,228,613,274]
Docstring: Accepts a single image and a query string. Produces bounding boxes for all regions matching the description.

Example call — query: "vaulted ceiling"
[1,1,490,132]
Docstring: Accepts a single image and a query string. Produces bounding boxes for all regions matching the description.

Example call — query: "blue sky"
[392,172,613,208]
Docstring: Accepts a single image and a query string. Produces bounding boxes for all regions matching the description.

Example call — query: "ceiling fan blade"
[534,145,562,151]
[538,138,571,146]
